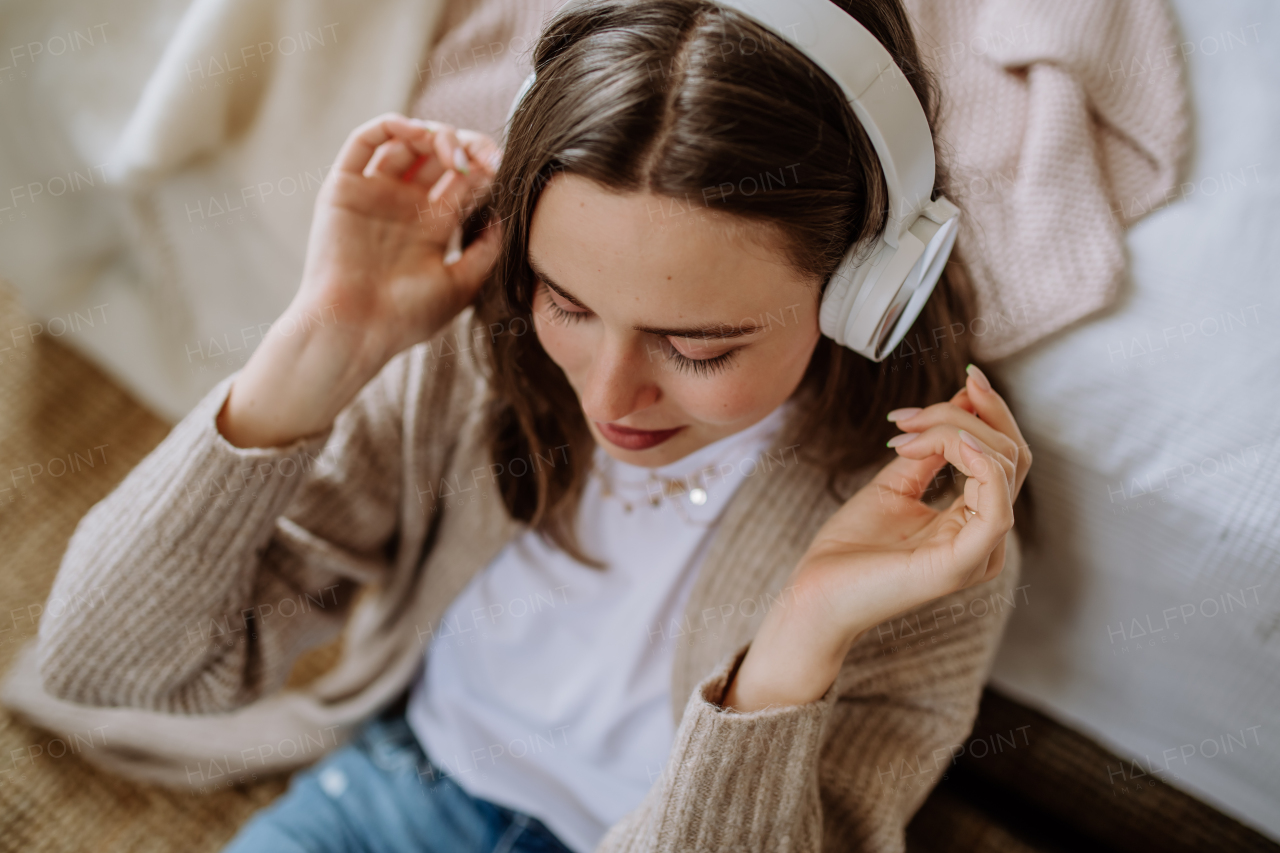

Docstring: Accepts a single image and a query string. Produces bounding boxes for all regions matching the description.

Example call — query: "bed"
[989,0,1280,837]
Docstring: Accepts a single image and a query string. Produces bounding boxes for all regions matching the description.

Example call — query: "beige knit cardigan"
[4,306,1022,851]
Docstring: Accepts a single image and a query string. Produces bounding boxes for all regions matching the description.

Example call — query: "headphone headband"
[507,0,960,361]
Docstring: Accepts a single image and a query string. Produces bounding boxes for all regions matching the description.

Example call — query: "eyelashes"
[541,296,590,325]
[656,337,741,377]
[539,292,740,378]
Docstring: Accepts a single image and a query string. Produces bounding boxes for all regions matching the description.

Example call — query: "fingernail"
[887,407,922,423]
[958,429,983,452]
[453,147,471,175]
[887,433,920,448]
[443,226,464,266]
[965,363,992,392]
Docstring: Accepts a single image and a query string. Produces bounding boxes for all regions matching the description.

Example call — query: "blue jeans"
[221,707,576,853]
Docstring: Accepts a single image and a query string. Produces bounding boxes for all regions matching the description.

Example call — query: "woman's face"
[529,172,822,468]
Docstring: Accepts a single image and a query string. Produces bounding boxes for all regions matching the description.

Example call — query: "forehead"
[528,173,811,314]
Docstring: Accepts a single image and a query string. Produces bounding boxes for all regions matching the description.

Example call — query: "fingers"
[365,138,418,179]
[334,112,435,176]
[333,112,497,198]
[950,437,1014,572]
[443,218,502,294]
[338,116,499,246]
[888,363,1031,497]
[982,534,1007,584]
[950,385,976,414]
[892,424,1016,493]
[418,125,497,243]
[890,402,1017,471]
[867,444,952,503]
[961,364,1032,492]
[428,124,498,187]
[456,128,503,174]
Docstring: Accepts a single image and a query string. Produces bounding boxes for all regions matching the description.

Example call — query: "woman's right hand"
[218,113,502,448]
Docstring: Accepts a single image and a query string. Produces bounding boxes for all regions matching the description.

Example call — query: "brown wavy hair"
[465,0,1032,567]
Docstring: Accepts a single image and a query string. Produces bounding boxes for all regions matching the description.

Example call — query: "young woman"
[36,0,1031,850]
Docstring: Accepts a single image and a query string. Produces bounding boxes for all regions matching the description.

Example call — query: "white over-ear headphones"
[505,0,960,362]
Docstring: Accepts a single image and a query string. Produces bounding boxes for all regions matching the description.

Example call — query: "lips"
[595,421,686,451]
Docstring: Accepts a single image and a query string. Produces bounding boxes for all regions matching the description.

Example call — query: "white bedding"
[991,0,1280,839]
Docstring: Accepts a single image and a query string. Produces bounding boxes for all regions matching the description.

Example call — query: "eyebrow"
[528,256,763,340]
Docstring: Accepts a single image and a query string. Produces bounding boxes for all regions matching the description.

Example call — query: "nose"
[577,332,660,424]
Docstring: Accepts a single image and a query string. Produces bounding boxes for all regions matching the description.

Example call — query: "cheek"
[668,378,758,423]
[670,334,816,424]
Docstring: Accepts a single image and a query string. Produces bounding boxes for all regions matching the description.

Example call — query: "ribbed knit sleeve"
[596,641,836,853]
[35,350,415,714]
[596,533,1024,853]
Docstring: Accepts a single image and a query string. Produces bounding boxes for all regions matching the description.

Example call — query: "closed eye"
[659,338,741,376]
[542,297,590,325]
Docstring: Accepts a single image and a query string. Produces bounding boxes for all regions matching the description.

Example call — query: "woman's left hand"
[722,365,1032,712]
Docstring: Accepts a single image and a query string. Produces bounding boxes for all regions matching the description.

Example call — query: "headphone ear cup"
[818,240,880,346]
[822,197,961,360]
[870,206,960,359]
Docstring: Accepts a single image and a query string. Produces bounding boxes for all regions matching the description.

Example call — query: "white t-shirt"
[405,401,792,853]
